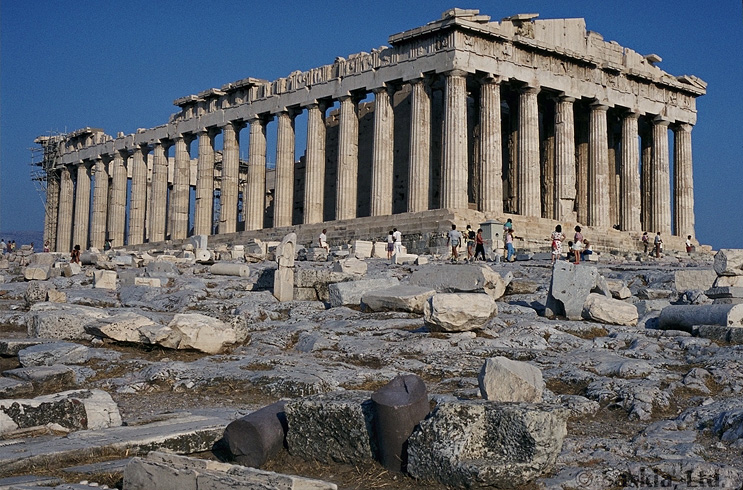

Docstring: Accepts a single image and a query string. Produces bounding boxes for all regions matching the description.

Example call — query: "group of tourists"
[385,228,403,259]
[550,225,593,265]
[0,239,17,254]
[446,224,487,263]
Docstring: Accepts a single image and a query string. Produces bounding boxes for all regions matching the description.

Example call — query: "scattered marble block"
[333,257,367,276]
[362,285,436,314]
[23,266,50,281]
[393,253,418,265]
[210,262,250,278]
[675,269,717,292]
[134,277,161,287]
[18,341,90,367]
[478,356,545,403]
[659,304,743,332]
[582,293,638,326]
[352,240,374,259]
[222,400,287,467]
[713,249,743,276]
[424,293,497,332]
[94,270,117,289]
[328,278,399,308]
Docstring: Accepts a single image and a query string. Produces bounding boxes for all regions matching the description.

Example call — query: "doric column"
[674,122,695,238]
[194,129,216,236]
[371,86,394,216]
[408,78,431,213]
[170,135,192,240]
[44,170,60,251]
[90,157,108,249]
[620,112,642,231]
[245,116,268,231]
[56,165,74,252]
[108,150,127,246]
[274,110,295,228]
[220,121,241,234]
[442,70,468,210]
[479,76,503,215]
[650,117,671,234]
[72,161,91,249]
[554,96,576,221]
[641,124,652,231]
[517,86,541,217]
[336,95,359,221]
[150,142,169,242]
[128,146,147,245]
[304,103,326,224]
[588,102,610,228]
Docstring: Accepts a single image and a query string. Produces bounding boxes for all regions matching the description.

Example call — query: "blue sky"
[2,1,741,249]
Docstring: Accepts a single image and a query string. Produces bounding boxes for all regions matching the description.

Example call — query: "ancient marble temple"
[37,9,705,252]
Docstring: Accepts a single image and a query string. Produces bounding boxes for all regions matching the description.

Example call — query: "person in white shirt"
[447,224,462,262]
[392,228,402,256]
[318,229,329,252]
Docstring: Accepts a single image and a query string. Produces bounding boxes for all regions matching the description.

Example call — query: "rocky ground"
[1,244,742,489]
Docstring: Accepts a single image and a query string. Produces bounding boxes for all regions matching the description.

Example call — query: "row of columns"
[51,71,695,253]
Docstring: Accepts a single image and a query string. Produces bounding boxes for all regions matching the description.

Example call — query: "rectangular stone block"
[371,242,386,258]
[675,269,717,292]
[134,277,161,287]
[94,270,117,289]
[705,287,743,299]
[274,267,294,302]
[352,240,373,259]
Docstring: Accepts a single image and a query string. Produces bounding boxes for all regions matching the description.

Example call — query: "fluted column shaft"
[650,118,671,234]
[150,143,168,242]
[479,77,503,214]
[274,111,295,228]
[90,158,108,249]
[304,103,326,224]
[442,71,468,210]
[554,96,576,221]
[56,166,74,252]
[220,122,240,234]
[73,162,91,249]
[588,103,610,228]
[620,112,642,231]
[108,151,127,246]
[171,136,191,239]
[408,79,431,213]
[128,146,147,245]
[517,86,541,216]
[371,86,394,216]
[336,96,359,220]
[194,129,216,236]
[674,123,695,238]
[45,171,60,250]
[246,117,267,231]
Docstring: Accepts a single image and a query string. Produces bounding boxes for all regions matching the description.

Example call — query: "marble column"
[408,78,431,213]
[108,150,127,246]
[72,161,91,249]
[575,111,589,224]
[650,117,671,235]
[150,142,169,242]
[336,95,359,221]
[304,103,326,224]
[371,86,394,216]
[171,135,192,240]
[641,125,653,231]
[479,76,503,215]
[442,70,468,210]
[274,110,295,228]
[554,96,576,221]
[128,146,147,245]
[588,102,610,228]
[194,129,216,236]
[674,123,695,238]
[44,170,60,251]
[90,157,108,249]
[245,117,268,231]
[620,112,642,232]
[517,86,541,217]
[220,122,241,234]
[56,166,73,252]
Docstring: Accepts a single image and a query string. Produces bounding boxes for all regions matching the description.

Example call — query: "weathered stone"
[675,269,717,292]
[714,249,743,276]
[606,279,632,299]
[79,251,99,265]
[305,247,328,262]
[24,281,50,306]
[194,248,212,263]
[371,242,386,258]
[210,262,250,277]
[63,262,82,277]
[26,303,109,340]
[0,377,33,397]
[222,401,287,468]
[93,270,117,289]
[423,293,497,332]
[478,356,545,403]
[659,304,743,332]
[145,261,180,277]
[328,278,399,308]
[409,264,508,299]
[332,257,367,276]
[28,253,57,267]
[407,400,568,488]
[23,266,50,281]
[545,261,605,320]
[0,389,121,436]
[582,293,639,326]
[2,365,75,391]
[158,313,245,354]
[505,278,540,295]
[46,289,67,303]
[415,256,429,265]
[362,285,436,314]
[18,342,90,367]
[352,240,373,259]
[273,267,294,302]
[189,234,208,250]
[285,390,376,464]
[134,277,161,287]
[275,232,297,268]
[371,375,430,472]
[393,253,418,265]
[124,451,337,490]
[0,339,56,356]
[705,287,743,299]
[85,312,156,343]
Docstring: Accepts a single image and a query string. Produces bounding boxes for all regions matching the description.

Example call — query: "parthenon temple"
[36,8,706,252]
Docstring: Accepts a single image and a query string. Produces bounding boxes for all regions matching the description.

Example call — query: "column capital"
[622,109,640,120]
[371,84,395,96]
[518,84,540,95]
[589,101,610,111]
[653,115,671,127]
[443,69,469,79]
[552,94,575,104]
[272,107,300,119]
[673,121,693,132]
[478,73,503,85]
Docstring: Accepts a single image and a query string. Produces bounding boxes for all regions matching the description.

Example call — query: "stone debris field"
[0,238,742,489]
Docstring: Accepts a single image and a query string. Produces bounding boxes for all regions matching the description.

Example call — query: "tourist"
[104,238,112,251]
[0,239,5,254]
[503,218,513,234]
[550,225,565,264]
[393,228,402,256]
[318,229,330,253]
[70,244,81,264]
[386,230,394,260]
[29,242,34,252]
[574,226,584,248]
[505,228,515,262]
[686,235,693,254]
[447,224,462,262]
[654,232,662,258]
[465,225,476,262]
[10,241,16,252]
[581,240,593,261]
[641,232,649,254]
[43,240,50,252]
[474,228,486,261]
[571,239,582,264]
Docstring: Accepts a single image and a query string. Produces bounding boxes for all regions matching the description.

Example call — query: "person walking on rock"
[474,228,486,261]
[550,225,565,264]
[654,232,662,258]
[641,232,649,255]
[392,228,402,256]
[70,244,81,264]
[447,224,462,262]
[465,225,476,262]
[505,228,515,262]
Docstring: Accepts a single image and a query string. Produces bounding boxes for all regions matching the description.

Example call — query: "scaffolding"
[30,131,66,247]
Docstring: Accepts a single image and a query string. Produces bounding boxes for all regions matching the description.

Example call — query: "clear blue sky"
[2,1,741,249]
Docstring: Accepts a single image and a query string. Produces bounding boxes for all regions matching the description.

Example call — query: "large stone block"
[328,277,399,308]
[23,266,50,281]
[26,303,109,340]
[18,341,89,367]
[158,313,246,354]
[189,234,208,250]
[285,390,376,464]
[410,264,508,300]
[352,240,374,259]
[273,267,294,302]
[714,275,743,288]
[714,249,743,276]
[332,257,367,276]
[275,232,297,268]
[544,261,606,320]
[407,400,568,488]
[424,293,496,332]
[362,285,436,314]
[210,262,250,277]
[478,357,545,403]
[582,293,639,326]
[94,270,117,289]
[675,269,717,292]
[659,304,743,332]
[85,312,157,343]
